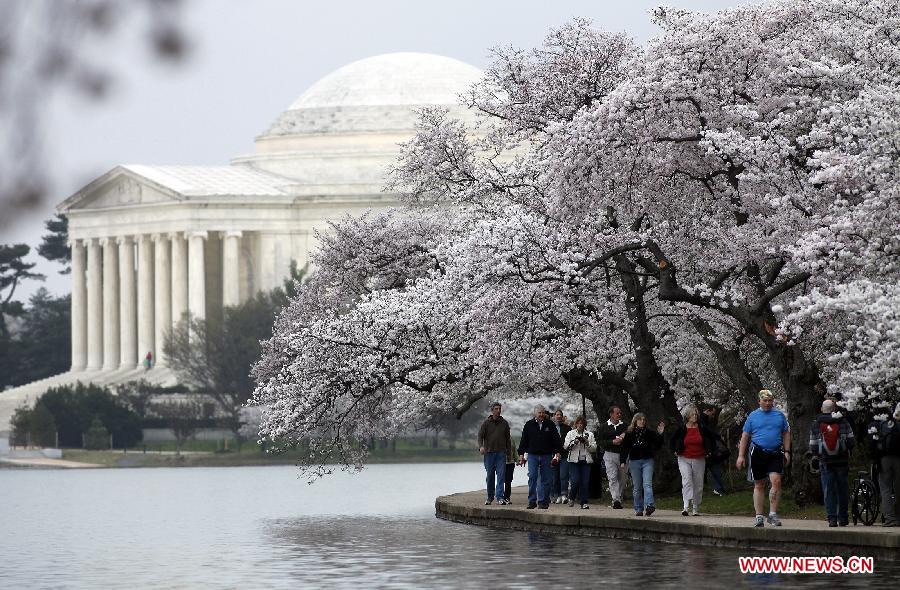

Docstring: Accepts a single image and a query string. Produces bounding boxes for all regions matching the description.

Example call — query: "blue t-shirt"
[743,408,790,451]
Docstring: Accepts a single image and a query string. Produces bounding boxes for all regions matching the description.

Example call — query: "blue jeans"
[569,460,591,504]
[552,458,570,498]
[628,458,655,511]
[820,462,848,522]
[484,452,506,501]
[708,461,725,493]
[527,453,553,505]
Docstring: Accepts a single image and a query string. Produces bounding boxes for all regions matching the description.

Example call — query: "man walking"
[597,405,627,509]
[701,405,728,496]
[518,404,562,509]
[736,389,791,527]
[478,402,512,505]
[551,409,571,503]
[808,399,855,526]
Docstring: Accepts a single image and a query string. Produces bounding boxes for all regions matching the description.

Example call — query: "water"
[0,463,896,588]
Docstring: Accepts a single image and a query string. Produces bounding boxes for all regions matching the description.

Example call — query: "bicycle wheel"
[853,479,879,526]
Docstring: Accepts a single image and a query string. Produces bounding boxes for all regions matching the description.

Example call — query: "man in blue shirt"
[736,389,792,527]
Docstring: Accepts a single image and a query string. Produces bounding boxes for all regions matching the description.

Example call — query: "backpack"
[819,422,843,457]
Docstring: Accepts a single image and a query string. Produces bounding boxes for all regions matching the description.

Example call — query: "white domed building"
[0,53,482,434]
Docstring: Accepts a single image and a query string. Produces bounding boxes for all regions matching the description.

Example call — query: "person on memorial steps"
[597,405,627,509]
[869,401,900,527]
[478,402,512,505]
[517,404,563,510]
[808,399,855,527]
[736,389,791,527]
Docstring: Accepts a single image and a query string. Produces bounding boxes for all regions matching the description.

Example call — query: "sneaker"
[645,505,656,516]
[538,503,549,509]
[767,513,782,527]
[568,498,575,507]
[526,503,537,509]
[498,499,508,505]
[635,510,644,516]
[838,519,848,527]
[681,510,689,517]
[755,515,765,527]
[692,510,701,516]
[712,489,725,497]
[581,504,589,510]
[828,519,837,527]
[485,499,492,505]
[557,496,565,504]
[613,500,623,510]
[549,496,557,504]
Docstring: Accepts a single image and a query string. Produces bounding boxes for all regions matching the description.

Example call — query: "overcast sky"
[9,0,749,300]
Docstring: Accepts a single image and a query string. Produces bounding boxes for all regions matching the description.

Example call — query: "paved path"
[436,487,900,559]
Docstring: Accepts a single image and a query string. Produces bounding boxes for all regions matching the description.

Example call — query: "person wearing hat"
[736,389,791,527]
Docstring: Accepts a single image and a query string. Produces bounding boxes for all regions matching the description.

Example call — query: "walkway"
[435,487,900,560]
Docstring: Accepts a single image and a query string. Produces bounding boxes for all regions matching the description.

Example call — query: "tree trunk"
[691,318,761,414]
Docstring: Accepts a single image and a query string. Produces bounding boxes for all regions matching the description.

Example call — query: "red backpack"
[819,422,842,456]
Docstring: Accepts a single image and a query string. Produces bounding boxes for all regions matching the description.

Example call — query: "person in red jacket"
[671,405,716,516]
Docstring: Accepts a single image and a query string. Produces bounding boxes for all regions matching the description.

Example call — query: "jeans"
[484,451,506,501]
[569,460,591,504]
[879,455,900,525]
[526,453,553,505]
[708,461,725,493]
[819,462,848,522]
[628,458,655,512]
[552,458,570,498]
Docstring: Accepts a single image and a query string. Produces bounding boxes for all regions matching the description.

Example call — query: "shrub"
[39,382,142,448]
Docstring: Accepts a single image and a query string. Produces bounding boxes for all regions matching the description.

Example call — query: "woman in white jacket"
[563,416,597,509]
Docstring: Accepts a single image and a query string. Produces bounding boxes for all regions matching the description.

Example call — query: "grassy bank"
[62,438,482,468]
[652,488,826,520]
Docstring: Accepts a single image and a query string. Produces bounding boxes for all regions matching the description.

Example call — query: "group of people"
[478,390,900,528]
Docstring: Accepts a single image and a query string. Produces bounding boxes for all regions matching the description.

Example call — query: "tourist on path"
[869,402,900,527]
[478,402,512,505]
[563,415,597,509]
[517,404,563,509]
[503,429,518,504]
[736,389,791,527]
[598,405,627,509]
[620,412,665,516]
[700,405,728,496]
[808,399,855,527]
[551,409,572,503]
[671,405,715,516]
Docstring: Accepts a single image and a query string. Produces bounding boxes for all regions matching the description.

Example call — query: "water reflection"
[1,464,896,589]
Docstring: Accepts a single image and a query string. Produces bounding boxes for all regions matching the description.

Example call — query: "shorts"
[749,445,784,481]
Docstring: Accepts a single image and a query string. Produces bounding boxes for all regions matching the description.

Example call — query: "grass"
[653,487,826,519]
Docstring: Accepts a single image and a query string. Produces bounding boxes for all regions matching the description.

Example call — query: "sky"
[7,0,750,300]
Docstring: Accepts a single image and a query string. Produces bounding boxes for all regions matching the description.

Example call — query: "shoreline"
[435,487,900,560]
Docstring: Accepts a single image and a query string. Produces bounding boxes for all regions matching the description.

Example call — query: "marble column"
[86,239,103,370]
[153,234,172,367]
[170,232,188,327]
[188,231,207,320]
[101,238,119,370]
[70,240,87,371]
[222,230,242,308]
[118,236,137,368]
[137,235,155,368]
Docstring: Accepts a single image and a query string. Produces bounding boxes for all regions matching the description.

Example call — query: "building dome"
[234,53,483,194]
[287,52,483,110]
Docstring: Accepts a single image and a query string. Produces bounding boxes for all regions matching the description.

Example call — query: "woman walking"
[671,405,715,516]
[620,413,665,516]
[563,416,597,509]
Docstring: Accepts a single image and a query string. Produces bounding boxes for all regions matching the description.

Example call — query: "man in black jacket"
[597,406,627,509]
[517,404,563,509]
[551,409,572,503]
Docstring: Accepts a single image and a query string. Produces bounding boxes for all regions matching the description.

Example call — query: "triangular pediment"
[58,166,184,212]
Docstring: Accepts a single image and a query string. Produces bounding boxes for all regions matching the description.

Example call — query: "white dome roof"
[287,53,482,110]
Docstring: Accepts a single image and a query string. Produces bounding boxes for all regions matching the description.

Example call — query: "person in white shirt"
[563,416,598,508]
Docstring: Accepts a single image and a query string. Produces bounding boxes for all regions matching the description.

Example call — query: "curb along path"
[435,487,900,560]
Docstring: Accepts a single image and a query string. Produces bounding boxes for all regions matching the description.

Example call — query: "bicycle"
[851,462,881,526]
